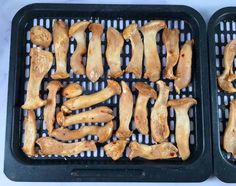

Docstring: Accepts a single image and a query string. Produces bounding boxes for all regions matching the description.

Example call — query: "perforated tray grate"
[208,7,236,183]
[214,21,236,161]
[21,17,196,160]
[5,4,211,182]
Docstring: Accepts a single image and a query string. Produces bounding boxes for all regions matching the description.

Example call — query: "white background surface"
[1,0,236,185]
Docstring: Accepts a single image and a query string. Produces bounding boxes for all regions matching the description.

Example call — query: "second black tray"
[208,7,236,183]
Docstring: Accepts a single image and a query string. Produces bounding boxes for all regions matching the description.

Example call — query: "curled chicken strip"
[104,140,127,160]
[223,99,236,157]
[116,81,133,139]
[69,21,90,75]
[128,141,178,160]
[30,26,52,48]
[63,80,121,110]
[22,110,37,156]
[62,83,83,99]
[140,20,166,82]
[175,40,194,94]
[61,105,72,114]
[151,80,170,143]
[168,97,197,160]
[22,48,53,109]
[44,81,63,134]
[134,82,157,135]
[218,39,236,93]
[51,20,70,79]
[51,120,113,143]
[86,23,104,82]
[57,106,114,127]
[106,27,124,78]
[162,28,180,79]
[36,137,96,156]
[123,23,143,78]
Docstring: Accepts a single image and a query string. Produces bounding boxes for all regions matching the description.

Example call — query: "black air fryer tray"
[208,7,236,183]
[4,3,211,182]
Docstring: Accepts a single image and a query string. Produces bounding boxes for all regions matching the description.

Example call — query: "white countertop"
[1,0,236,185]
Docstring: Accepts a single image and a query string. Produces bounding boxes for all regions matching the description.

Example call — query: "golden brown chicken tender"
[36,137,96,156]
[116,81,133,139]
[106,27,124,78]
[51,20,70,79]
[140,20,166,82]
[223,99,236,158]
[134,82,157,135]
[51,120,113,143]
[104,140,127,160]
[128,141,178,160]
[62,83,83,99]
[22,110,37,156]
[123,23,143,79]
[151,81,170,143]
[57,106,114,127]
[44,81,63,134]
[69,21,90,75]
[30,26,52,48]
[62,80,121,111]
[22,48,53,110]
[218,39,236,93]
[168,97,197,160]
[175,40,194,94]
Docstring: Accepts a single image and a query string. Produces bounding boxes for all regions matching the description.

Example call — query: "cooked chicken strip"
[51,120,113,143]
[106,27,124,78]
[62,83,83,99]
[57,106,114,127]
[63,80,121,110]
[222,39,236,82]
[151,80,170,143]
[218,76,236,93]
[134,82,157,135]
[104,140,127,160]
[116,81,133,139]
[128,141,178,160]
[123,23,143,78]
[51,20,70,79]
[30,26,52,48]
[69,21,90,75]
[223,99,236,157]
[175,40,194,94]
[22,110,37,156]
[140,20,166,82]
[86,23,104,82]
[61,105,72,114]
[218,39,236,93]
[162,28,180,80]
[44,81,63,134]
[36,137,96,156]
[22,48,53,109]
[168,97,197,160]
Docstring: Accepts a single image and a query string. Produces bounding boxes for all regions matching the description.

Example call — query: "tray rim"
[208,6,236,183]
[4,3,211,182]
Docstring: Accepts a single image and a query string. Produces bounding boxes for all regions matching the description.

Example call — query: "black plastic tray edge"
[4,3,211,182]
[208,7,236,183]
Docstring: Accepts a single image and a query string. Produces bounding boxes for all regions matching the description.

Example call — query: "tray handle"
[70,168,146,178]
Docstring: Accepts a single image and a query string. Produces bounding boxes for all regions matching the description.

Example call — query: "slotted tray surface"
[214,21,236,161]
[22,17,195,160]
[5,3,211,182]
[208,7,236,183]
